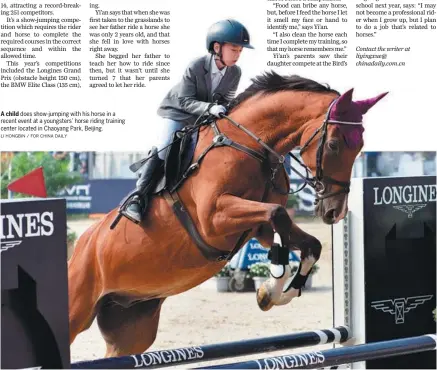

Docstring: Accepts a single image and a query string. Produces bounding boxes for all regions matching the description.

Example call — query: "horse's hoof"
[256,286,274,311]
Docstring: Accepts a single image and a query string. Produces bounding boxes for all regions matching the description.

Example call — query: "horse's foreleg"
[203,195,295,307]
[207,194,292,238]
[254,214,322,311]
[274,224,322,306]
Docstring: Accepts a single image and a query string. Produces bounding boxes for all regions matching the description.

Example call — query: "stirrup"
[121,210,141,224]
[120,196,143,223]
[110,200,141,229]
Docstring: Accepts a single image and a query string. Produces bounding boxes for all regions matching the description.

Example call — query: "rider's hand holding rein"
[209,104,227,118]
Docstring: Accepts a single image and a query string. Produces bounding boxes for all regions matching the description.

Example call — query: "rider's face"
[214,43,243,67]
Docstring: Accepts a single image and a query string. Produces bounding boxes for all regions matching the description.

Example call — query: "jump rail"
[71,326,350,369]
[195,334,437,369]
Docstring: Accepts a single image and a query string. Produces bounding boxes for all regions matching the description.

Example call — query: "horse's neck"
[230,92,330,156]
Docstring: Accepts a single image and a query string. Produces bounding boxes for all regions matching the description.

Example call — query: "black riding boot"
[120,147,163,224]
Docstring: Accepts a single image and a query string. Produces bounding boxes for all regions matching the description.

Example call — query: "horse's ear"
[356,92,389,114]
[333,88,354,113]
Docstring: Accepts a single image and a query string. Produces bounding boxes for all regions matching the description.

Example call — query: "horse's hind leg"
[96,296,165,357]
[68,248,101,344]
[68,278,99,344]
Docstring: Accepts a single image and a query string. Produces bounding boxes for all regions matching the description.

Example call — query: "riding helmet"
[206,19,254,52]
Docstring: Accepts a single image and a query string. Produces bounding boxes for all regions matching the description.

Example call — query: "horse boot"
[120,147,163,224]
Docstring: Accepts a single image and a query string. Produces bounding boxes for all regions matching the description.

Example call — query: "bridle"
[217,97,363,205]
[286,98,363,205]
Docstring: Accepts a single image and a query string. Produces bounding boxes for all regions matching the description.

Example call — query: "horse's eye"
[327,140,339,152]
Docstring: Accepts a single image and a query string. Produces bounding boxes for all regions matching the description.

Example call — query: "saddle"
[152,125,200,195]
[110,126,200,230]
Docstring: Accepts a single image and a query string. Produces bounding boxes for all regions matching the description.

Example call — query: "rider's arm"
[178,66,212,116]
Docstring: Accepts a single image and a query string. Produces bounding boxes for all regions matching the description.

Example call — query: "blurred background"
[2,150,435,217]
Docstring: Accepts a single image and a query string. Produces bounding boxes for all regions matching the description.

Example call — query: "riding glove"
[209,104,227,117]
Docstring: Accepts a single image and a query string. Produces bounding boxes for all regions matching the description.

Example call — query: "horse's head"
[299,88,388,224]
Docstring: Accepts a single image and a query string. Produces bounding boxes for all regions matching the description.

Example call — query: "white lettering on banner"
[60,184,91,197]
[0,212,54,239]
[373,184,436,218]
[250,241,268,251]
[248,253,268,262]
[59,184,92,210]
[373,184,437,205]
[0,212,55,252]
[254,351,325,369]
[67,202,91,209]
[132,346,204,367]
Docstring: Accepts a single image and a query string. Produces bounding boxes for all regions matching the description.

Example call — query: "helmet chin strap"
[215,44,227,68]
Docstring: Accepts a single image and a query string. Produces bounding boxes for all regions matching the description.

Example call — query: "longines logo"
[371,295,434,324]
[0,212,54,253]
[393,204,427,218]
[373,184,436,218]
[132,346,204,367]
[0,240,22,252]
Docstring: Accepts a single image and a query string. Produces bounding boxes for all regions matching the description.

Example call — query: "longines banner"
[1,198,70,369]
[363,176,436,369]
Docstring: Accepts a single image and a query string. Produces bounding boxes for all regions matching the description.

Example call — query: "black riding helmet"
[206,19,254,53]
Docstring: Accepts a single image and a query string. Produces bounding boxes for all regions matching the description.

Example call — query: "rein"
[218,97,363,204]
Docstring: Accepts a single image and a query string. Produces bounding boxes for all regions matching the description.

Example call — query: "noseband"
[287,98,363,204]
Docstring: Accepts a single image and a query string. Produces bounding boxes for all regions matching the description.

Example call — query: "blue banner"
[57,183,92,214]
[57,179,136,214]
[88,179,136,214]
[230,238,300,270]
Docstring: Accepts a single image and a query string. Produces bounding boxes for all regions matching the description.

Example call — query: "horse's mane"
[228,70,340,111]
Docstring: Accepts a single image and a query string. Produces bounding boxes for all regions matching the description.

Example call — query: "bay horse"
[68,71,387,357]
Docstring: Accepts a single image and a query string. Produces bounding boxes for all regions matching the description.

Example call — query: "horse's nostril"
[324,209,336,221]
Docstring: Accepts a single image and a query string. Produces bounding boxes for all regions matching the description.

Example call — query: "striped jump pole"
[71,326,350,369]
[195,334,437,369]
